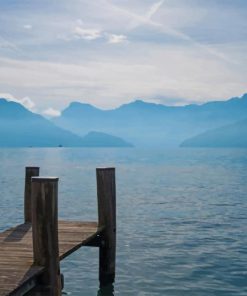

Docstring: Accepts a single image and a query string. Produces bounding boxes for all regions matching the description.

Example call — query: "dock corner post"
[31,177,62,296]
[24,166,40,223]
[96,167,116,287]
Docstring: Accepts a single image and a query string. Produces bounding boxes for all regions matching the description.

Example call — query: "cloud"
[58,24,103,42]
[146,0,164,20]
[0,36,18,50]
[107,34,127,44]
[0,39,246,111]
[105,1,233,62]
[43,107,61,117]
[72,26,102,40]
[0,0,246,111]
[0,93,16,100]
[63,22,127,44]
[61,20,127,44]
[0,93,36,111]
[19,96,35,110]
[23,24,32,30]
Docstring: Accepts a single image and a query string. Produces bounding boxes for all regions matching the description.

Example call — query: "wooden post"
[24,166,40,223]
[96,168,116,287]
[31,177,61,296]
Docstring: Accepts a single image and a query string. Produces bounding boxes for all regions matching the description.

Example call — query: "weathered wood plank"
[24,167,40,223]
[0,221,102,296]
[32,177,61,296]
[96,168,116,287]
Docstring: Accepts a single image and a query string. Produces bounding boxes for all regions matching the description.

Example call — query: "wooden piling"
[0,166,115,295]
[96,168,116,287]
[24,166,39,223]
[31,177,61,296]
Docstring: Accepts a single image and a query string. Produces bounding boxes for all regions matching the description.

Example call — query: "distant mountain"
[0,99,131,147]
[180,118,247,148]
[54,93,247,147]
[0,98,85,147]
[81,131,133,147]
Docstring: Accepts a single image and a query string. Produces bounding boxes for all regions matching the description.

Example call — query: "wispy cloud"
[23,24,32,30]
[72,26,102,40]
[43,107,61,117]
[59,19,127,44]
[0,36,18,51]
[0,0,246,111]
[0,40,246,111]
[104,0,233,63]
[0,93,36,111]
[107,34,127,44]
[146,0,164,20]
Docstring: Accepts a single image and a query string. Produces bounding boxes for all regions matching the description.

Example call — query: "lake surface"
[0,148,247,295]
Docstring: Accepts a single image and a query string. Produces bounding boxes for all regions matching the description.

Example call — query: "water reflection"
[97,284,114,296]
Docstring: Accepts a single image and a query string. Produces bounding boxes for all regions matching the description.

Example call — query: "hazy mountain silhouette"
[0,99,131,147]
[81,131,133,147]
[181,118,247,148]
[54,93,247,147]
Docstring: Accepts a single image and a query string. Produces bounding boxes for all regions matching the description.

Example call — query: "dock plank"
[0,221,101,296]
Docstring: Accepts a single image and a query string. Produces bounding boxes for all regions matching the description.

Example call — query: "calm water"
[0,148,247,295]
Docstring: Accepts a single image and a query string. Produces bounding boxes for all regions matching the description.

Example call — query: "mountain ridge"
[181,118,247,148]
[59,93,247,114]
[54,93,247,147]
[0,99,132,147]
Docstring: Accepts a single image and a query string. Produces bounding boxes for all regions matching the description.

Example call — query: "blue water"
[0,148,247,295]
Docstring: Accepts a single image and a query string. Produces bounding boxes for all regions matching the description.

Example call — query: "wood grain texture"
[24,167,40,223]
[31,177,61,296]
[0,221,101,296]
[97,168,116,286]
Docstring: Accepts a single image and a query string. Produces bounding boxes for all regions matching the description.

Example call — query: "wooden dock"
[0,167,116,295]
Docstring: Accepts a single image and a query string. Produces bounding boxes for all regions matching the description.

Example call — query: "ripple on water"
[0,148,247,295]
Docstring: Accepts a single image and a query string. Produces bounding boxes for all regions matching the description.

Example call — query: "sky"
[0,0,246,116]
